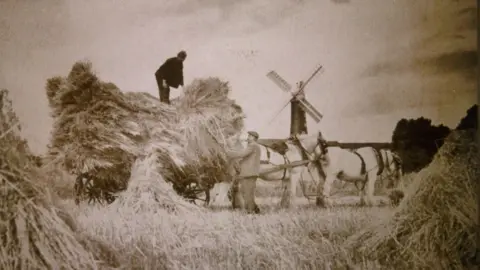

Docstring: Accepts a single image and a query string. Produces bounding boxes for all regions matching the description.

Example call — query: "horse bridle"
[291,134,328,162]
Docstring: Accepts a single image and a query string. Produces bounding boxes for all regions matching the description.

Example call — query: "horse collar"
[292,137,310,160]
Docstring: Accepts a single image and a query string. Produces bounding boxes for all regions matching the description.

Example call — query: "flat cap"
[247,131,259,139]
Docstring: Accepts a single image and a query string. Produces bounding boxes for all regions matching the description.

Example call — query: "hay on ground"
[111,152,206,214]
[346,129,478,270]
[0,89,118,269]
[46,60,245,206]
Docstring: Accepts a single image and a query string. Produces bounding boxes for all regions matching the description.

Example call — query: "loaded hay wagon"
[69,61,398,207]
[47,62,244,207]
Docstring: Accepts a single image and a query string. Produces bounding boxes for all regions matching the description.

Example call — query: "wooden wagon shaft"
[325,141,392,149]
[259,159,311,176]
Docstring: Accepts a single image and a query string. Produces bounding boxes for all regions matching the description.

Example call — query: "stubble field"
[62,178,395,270]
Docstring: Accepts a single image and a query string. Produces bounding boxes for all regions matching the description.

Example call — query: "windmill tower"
[266,65,324,137]
[290,81,308,136]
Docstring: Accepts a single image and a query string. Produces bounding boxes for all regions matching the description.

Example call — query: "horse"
[279,131,390,207]
[210,133,320,208]
[379,148,403,189]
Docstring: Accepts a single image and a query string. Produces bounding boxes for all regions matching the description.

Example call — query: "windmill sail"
[299,65,323,93]
[267,97,292,124]
[266,71,292,93]
[297,98,323,123]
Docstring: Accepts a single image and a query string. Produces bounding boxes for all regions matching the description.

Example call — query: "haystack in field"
[0,89,118,269]
[46,60,245,205]
[347,129,478,269]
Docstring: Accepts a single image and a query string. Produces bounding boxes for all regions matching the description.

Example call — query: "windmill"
[266,64,324,136]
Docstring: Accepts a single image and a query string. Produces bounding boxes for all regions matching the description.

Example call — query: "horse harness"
[349,147,398,191]
[258,135,325,181]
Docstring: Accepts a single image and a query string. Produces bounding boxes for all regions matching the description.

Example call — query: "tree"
[456,104,478,131]
[391,117,451,174]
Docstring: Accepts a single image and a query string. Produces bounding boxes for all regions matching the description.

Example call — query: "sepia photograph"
[0,0,478,269]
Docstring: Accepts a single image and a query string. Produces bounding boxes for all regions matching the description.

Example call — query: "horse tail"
[372,148,384,176]
[384,149,391,172]
[391,152,404,175]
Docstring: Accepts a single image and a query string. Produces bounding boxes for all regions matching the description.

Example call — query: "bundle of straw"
[346,129,478,269]
[162,77,245,193]
[111,152,205,214]
[46,62,144,195]
[0,89,118,269]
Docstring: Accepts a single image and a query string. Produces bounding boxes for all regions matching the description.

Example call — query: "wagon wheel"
[82,177,117,205]
[83,177,103,205]
[103,191,117,204]
[182,182,211,206]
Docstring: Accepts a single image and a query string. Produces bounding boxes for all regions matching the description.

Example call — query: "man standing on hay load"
[227,131,261,214]
[155,50,187,104]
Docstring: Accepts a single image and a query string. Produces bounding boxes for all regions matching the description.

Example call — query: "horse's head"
[290,131,328,161]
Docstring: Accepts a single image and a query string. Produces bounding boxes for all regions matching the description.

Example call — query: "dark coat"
[155,57,184,89]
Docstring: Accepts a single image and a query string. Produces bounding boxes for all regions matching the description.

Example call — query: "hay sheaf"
[46,60,245,204]
[46,62,147,193]
[111,152,205,214]
[0,89,118,269]
[347,129,478,269]
[159,77,245,192]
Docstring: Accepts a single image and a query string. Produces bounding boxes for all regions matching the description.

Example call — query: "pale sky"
[0,0,477,154]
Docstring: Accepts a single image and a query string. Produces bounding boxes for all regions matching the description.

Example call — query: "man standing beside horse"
[226,131,262,214]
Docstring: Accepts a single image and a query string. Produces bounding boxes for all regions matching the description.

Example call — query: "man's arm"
[179,62,184,86]
[227,144,254,159]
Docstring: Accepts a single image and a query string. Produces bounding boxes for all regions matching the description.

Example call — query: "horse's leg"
[358,185,366,206]
[317,173,336,208]
[290,169,300,205]
[280,174,292,208]
[364,170,378,206]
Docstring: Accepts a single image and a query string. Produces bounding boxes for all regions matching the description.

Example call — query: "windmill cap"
[247,131,259,139]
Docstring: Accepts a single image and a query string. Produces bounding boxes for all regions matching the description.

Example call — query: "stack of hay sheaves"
[0,89,118,269]
[346,129,478,270]
[46,61,245,207]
